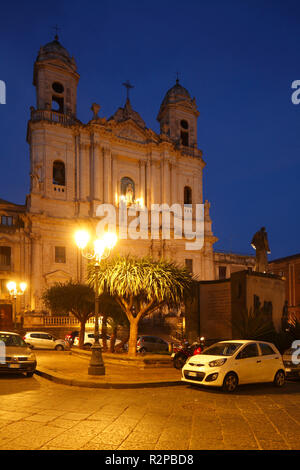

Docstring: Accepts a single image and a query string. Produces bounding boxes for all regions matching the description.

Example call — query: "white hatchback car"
[73,332,122,349]
[182,340,285,392]
[24,332,68,351]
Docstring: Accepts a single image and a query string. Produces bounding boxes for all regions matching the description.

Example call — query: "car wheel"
[173,355,187,369]
[55,345,64,351]
[26,371,35,378]
[139,347,147,355]
[273,370,285,387]
[222,373,238,393]
[84,343,92,349]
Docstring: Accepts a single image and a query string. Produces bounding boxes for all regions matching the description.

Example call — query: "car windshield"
[0,334,27,347]
[201,342,244,356]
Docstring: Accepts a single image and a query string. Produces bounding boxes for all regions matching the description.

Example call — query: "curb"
[70,348,174,369]
[35,368,184,389]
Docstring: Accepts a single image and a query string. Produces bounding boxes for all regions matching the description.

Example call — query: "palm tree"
[42,282,94,347]
[87,255,192,356]
[231,305,276,340]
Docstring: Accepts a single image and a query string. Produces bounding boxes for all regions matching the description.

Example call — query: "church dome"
[161,80,191,106]
[35,36,76,70]
[41,38,70,59]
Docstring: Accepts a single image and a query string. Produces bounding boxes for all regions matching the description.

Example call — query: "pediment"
[44,270,72,285]
[115,121,148,143]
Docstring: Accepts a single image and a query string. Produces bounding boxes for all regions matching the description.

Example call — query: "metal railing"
[30,109,75,126]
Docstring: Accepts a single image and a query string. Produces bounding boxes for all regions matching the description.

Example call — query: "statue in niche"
[125,183,134,204]
[30,164,43,192]
[120,177,135,205]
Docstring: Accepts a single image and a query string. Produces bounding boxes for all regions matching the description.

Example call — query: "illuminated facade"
[0,36,219,314]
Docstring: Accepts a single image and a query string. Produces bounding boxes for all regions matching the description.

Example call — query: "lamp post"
[6,281,27,330]
[74,230,117,375]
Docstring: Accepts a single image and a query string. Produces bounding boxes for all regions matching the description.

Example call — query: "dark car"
[64,331,79,346]
[0,331,37,377]
[135,335,169,354]
[283,344,300,379]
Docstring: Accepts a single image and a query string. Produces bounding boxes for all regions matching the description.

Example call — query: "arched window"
[180,120,189,147]
[184,186,192,204]
[52,96,64,113]
[53,161,65,186]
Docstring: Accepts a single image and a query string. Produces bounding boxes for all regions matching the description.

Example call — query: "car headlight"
[208,358,227,367]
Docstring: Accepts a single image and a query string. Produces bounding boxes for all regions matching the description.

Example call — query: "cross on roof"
[52,25,61,40]
[122,80,134,101]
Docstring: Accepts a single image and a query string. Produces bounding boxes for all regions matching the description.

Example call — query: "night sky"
[0,0,299,260]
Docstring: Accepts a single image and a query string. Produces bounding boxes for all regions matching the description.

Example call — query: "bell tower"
[33,34,79,116]
[157,79,199,148]
[27,35,80,217]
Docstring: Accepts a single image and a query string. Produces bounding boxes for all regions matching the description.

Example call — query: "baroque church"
[0,36,254,321]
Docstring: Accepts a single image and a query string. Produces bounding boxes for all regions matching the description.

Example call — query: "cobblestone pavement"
[0,374,300,450]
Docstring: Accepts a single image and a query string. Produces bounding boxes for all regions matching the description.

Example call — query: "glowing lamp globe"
[75,230,90,250]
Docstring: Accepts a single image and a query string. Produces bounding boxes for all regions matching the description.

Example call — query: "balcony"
[30,108,76,126]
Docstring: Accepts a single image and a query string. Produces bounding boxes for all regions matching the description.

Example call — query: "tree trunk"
[128,318,139,357]
[79,319,85,348]
[115,334,129,352]
[110,325,118,353]
[101,313,108,351]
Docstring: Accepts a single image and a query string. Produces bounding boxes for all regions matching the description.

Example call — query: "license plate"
[187,371,197,377]
[9,364,20,369]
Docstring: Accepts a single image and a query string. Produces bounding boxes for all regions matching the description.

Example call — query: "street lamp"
[74,230,117,375]
[6,281,27,330]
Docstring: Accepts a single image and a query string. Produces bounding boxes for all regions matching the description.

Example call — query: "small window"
[53,161,66,186]
[185,259,193,274]
[259,343,275,356]
[219,266,227,280]
[55,246,66,264]
[180,120,189,129]
[52,82,64,94]
[0,246,11,267]
[184,186,192,204]
[237,343,259,359]
[1,216,13,226]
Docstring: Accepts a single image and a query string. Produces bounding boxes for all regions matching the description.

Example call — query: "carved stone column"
[93,138,102,201]
[103,147,112,204]
[79,142,90,201]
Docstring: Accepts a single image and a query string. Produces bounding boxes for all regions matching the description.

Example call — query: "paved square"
[0,374,299,450]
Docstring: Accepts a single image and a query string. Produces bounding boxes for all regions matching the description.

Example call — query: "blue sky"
[0,0,299,259]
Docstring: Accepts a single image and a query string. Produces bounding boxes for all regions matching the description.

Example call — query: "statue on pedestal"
[251,227,271,273]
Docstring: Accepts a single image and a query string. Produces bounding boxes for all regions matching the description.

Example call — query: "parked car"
[182,339,285,392]
[0,331,37,377]
[24,332,68,350]
[73,332,122,349]
[283,343,300,379]
[64,331,79,346]
[124,335,169,354]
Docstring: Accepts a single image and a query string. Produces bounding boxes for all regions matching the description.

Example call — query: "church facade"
[0,36,252,320]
